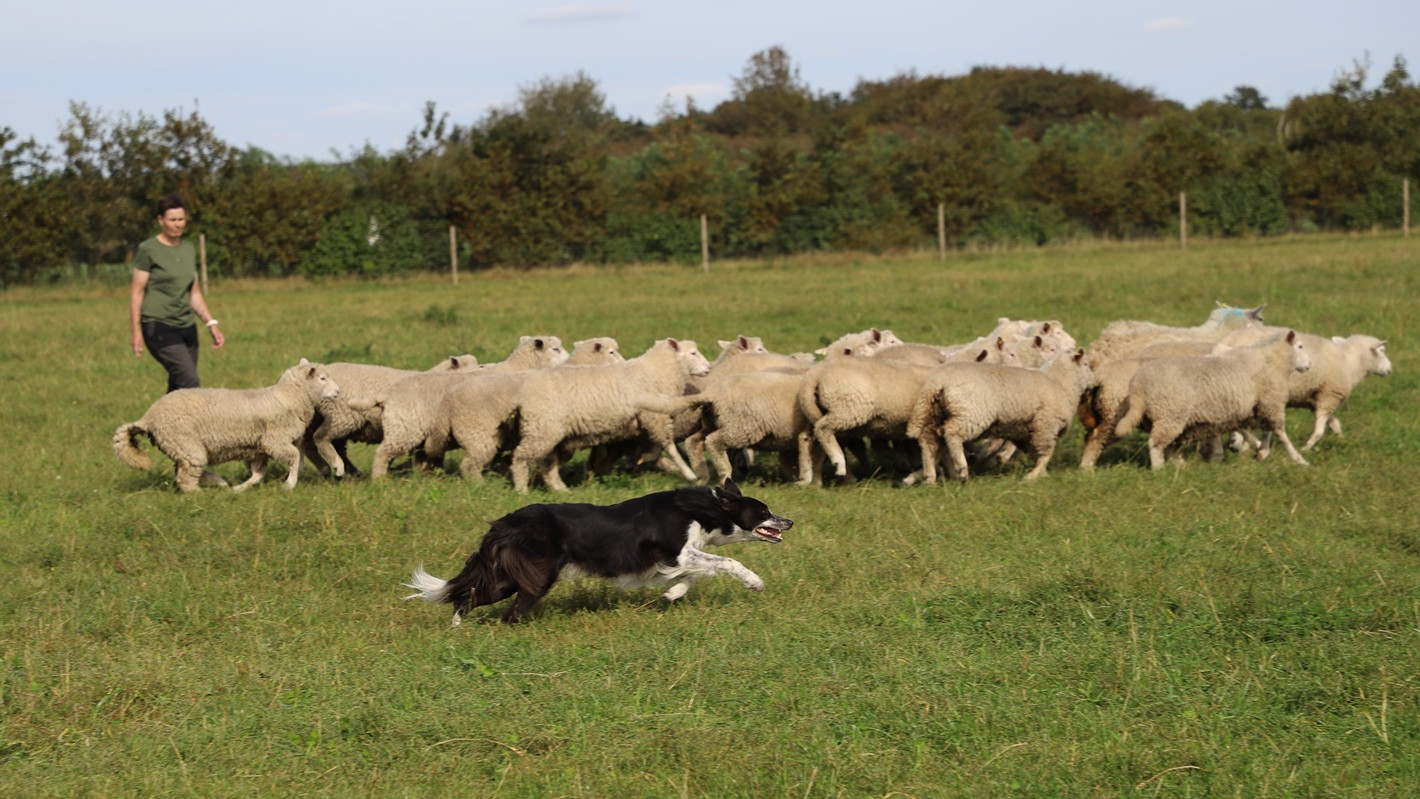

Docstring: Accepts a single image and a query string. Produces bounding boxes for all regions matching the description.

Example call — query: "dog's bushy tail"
[403,565,451,603]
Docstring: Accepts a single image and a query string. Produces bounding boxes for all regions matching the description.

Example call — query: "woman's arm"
[129,268,149,357]
[189,282,225,349]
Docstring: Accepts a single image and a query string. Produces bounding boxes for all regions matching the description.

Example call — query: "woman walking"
[129,194,224,392]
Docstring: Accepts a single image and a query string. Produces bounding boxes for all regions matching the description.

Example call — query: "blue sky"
[2,1,1415,162]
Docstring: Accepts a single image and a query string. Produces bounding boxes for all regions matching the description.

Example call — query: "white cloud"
[318,102,407,117]
[1142,17,1195,34]
[526,3,635,24]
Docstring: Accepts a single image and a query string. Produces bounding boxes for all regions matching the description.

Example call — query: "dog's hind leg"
[500,558,561,624]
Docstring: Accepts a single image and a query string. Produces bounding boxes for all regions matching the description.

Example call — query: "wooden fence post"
[199,233,208,295]
[937,203,946,262]
[449,226,458,285]
[1405,179,1411,238]
[701,214,709,273]
[1179,192,1187,250]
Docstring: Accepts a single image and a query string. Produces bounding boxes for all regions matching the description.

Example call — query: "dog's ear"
[721,478,741,498]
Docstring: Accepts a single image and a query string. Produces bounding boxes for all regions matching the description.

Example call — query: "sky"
[3,1,1416,162]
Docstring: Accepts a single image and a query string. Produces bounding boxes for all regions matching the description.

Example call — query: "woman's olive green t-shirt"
[133,237,197,328]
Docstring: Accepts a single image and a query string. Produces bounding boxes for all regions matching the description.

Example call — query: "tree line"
[2,48,1416,286]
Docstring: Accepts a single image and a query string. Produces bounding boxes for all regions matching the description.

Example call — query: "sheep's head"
[1286,330,1311,373]
[666,338,711,377]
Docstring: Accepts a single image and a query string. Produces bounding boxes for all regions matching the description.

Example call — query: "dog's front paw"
[744,574,765,592]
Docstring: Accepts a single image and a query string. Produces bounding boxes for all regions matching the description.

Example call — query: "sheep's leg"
[1327,416,1343,435]
[1300,405,1334,451]
[302,435,334,479]
[944,435,970,482]
[313,435,344,478]
[540,451,569,492]
[1268,420,1310,466]
[510,434,556,493]
[1022,433,1057,481]
[233,455,269,492]
[911,429,943,486]
[642,415,700,483]
[794,432,821,486]
[1079,420,1113,470]
[175,460,206,493]
[812,420,851,481]
[704,430,736,484]
[458,434,499,481]
[369,441,399,479]
[198,469,229,488]
[271,442,303,490]
[1145,430,1174,470]
[681,431,711,482]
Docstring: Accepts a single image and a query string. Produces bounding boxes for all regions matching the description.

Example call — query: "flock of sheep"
[112,304,1392,493]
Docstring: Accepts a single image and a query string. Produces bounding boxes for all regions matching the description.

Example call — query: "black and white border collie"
[404,479,794,625]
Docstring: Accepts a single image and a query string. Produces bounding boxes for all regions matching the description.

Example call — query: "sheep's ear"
[1331,336,1346,345]
[1285,330,1297,343]
[738,334,752,349]
[1073,348,1086,364]
[975,349,988,362]
[718,339,733,351]
[995,336,1006,351]
[306,366,318,378]
[519,335,531,344]
[299,357,310,365]
[1034,335,1044,348]
[869,328,883,344]
[666,338,681,351]
[997,316,1011,325]
[1041,322,1053,334]
[1250,304,1267,322]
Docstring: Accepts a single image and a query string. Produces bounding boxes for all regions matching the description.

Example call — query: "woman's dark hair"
[156,194,186,217]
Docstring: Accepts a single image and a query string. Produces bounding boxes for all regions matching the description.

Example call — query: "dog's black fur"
[404,479,793,624]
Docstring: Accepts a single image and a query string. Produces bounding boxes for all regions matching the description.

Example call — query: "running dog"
[404,479,794,624]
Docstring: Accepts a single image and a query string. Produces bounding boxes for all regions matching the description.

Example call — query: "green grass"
[1,235,1417,797]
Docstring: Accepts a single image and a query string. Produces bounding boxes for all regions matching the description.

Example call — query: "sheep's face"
[311,368,340,399]
[1287,332,1311,373]
[1370,341,1393,377]
[674,340,712,377]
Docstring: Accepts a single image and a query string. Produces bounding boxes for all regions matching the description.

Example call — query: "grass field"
[1,235,1417,797]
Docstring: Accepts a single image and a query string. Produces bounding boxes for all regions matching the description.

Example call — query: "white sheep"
[1113,331,1312,469]
[359,336,568,478]
[814,328,901,358]
[1076,340,1216,470]
[640,367,820,485]
[1213,332,1394,450]
[1087,303,1266,367]
[798,340,1020,483]
[306,354,478,479]
[509,338,711,492]
[1287,334,1392,449]
[907,349,1095,484]
[113,360,339,492]
[434,337,626,481]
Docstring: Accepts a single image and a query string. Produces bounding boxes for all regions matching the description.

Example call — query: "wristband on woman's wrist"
[206,319,220,327]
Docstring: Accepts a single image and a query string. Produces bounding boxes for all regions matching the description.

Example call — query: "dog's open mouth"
[754,525,785,543]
